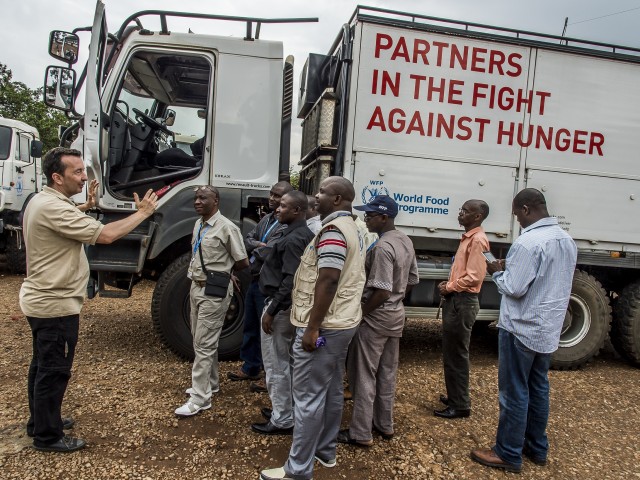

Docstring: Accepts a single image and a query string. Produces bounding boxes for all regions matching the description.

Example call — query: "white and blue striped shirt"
[492,217,577,354]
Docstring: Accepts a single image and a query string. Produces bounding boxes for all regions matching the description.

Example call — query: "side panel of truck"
[347,22,640,251]
[523,50,640,251]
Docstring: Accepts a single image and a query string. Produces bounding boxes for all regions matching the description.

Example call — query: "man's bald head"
[315,176,356,219]
[324,176,355,203]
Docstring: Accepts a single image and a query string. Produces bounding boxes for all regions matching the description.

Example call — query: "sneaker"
[250,378,268,393]
[174,400,211,417]
[315,455,337,468]
[33,435,86,453]
[259,467,294,480]
[185,387,219,396]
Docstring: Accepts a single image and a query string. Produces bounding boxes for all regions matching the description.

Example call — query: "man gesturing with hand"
[20,147,158,453]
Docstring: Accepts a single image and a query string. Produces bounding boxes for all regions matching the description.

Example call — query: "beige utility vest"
[291,215,366,329]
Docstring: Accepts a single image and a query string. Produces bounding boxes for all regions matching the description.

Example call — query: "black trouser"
[441,292,479,410]
[27,315,79,446]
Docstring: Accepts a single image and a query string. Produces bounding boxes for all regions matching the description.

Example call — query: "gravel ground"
[1,270,639,480]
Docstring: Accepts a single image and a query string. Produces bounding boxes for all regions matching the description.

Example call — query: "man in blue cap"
[338,195,419,446]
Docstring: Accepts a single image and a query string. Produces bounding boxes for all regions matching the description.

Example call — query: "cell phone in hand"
[482,251,497,262]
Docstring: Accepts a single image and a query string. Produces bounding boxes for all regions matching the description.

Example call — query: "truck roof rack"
[351,5,640,62]
[115,10,318,42]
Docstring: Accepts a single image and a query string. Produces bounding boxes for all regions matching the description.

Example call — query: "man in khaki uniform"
[20,147,158,453]
[175,185,249,417]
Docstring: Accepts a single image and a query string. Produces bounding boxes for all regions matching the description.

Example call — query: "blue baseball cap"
[354,195,399,218]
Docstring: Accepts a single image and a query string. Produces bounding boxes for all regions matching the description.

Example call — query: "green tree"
[289,166,300,189]
[0,63,69,152]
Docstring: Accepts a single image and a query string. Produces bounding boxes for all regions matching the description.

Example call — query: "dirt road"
[1,273,638,479]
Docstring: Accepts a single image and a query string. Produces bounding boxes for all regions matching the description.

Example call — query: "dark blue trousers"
[239,280,265,376]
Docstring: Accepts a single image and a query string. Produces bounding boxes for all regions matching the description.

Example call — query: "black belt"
[450,291,478,297]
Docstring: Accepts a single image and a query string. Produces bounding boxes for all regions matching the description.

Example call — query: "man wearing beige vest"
[260,177,366,480]
[20,147,158,452]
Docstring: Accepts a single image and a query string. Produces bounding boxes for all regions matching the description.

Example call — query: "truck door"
[83,0,108,193]
[13,132,36,200]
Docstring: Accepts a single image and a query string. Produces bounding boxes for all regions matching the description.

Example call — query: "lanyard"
[193,223,210,255]
[261,219,279,243]
[366,231,382,253]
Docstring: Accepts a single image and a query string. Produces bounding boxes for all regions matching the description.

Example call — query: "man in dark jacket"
[251,191,314,435]
[228,181,293,387]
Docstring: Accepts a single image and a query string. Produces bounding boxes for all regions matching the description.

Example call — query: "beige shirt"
[188,211,248,282]
[19,186,104,317]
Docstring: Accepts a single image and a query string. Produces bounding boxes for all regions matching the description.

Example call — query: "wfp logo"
[361,181,389,204]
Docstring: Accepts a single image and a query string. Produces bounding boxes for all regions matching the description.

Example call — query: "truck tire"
[550,270,611,370]
[6,234,26,275]
[151,253,246,361]
[611,281,640,366]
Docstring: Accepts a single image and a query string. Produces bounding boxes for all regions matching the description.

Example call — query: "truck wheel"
[611,280,640,366]
[6,234,26,275]
[151,253,246,361]
[550,270,611,370]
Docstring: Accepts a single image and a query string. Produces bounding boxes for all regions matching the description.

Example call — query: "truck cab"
[43,0,314,359]
[0,118,43,273]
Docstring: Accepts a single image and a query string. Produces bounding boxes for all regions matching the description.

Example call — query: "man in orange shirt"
[435,199,489,419]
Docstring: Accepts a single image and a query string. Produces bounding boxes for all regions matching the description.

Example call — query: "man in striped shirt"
[471,188,577,473]
[260,177,366,480]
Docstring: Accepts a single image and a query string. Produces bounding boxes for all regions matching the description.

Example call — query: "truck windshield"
[0,126,11,160]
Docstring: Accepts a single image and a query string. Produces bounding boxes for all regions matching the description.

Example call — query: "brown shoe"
[227,368,260,381]
[470,448,521,473]
[343,387,353,400]
[250,378,268,393]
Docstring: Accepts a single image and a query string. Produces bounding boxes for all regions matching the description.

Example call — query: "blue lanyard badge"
[261,219,279,243]
[193,223,210,255]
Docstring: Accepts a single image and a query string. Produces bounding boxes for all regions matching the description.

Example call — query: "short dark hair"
[272,181,294,194]
[283,190,309,211]
[466,199,490,220]
[195,185,220,199]
[43,147,82,186]
[513,188,546,209]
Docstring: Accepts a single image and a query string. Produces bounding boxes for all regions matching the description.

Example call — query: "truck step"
[87,221,157,273]
[95,271,134,298]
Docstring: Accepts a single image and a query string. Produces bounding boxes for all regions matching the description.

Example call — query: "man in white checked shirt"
[471,188,577,473]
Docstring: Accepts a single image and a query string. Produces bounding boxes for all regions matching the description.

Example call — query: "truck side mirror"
[165,109,176,127]
[31,140,43,159]
[49,31,80,65]
[44,66,76,112]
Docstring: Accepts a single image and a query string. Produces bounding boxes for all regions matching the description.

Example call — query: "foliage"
[289,166,300,189]
[0,63,69,152]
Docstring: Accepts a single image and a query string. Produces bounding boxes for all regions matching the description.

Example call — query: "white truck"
[0,118,43,274]
[44,3,640,369]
